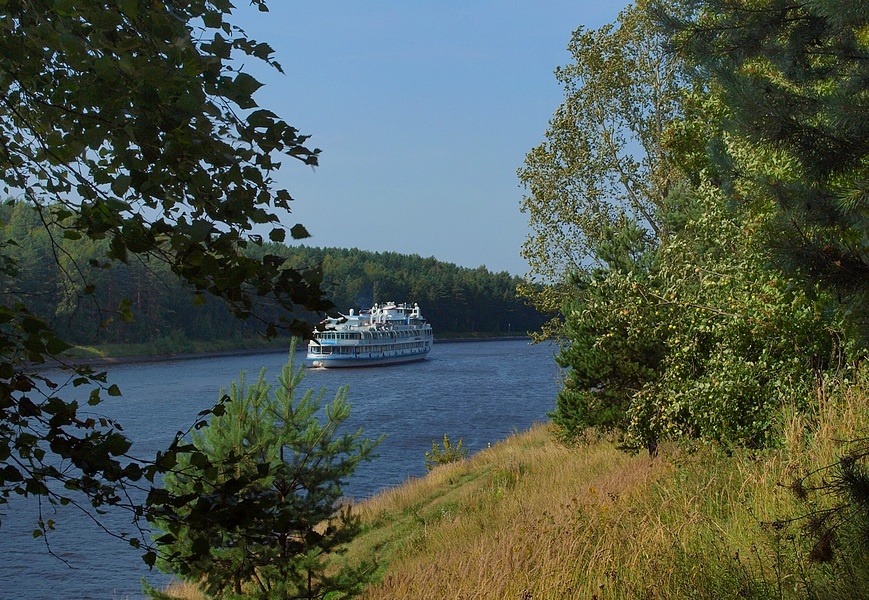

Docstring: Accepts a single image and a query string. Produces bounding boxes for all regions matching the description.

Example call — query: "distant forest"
[1,202,544,347]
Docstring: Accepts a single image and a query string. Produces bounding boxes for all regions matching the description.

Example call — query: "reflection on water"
[0,339,559,599]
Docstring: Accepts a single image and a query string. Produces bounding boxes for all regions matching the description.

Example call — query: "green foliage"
[553,268,665,438]
[148,339,382,598]
[0,1,330,334]
[532,0,862,452]
[662,0,869,332]
[0,206,545,347]
[633,186,851,448]
[0,0,333,560]
[517,0,688,337]
[425,435,468,471]
[554,177,853,449]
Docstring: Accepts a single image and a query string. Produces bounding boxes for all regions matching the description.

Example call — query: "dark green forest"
[1,201,542,348]
[285,246,542,335]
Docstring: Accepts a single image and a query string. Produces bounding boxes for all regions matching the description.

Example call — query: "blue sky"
[234,2,629,276]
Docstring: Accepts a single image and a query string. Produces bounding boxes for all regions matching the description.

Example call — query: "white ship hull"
[308,347,430,368]
[306,302,433,368]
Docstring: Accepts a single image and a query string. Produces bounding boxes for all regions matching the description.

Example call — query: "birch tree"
[518,0,688,336]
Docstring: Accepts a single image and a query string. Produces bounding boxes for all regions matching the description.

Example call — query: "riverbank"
[60,335,531,367]
[13,338,554,600]
[347,373,869,599]
[157,370,869,599]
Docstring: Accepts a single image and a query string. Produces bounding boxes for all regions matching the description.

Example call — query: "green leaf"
[232,72,263,108]
[106,433,133,456]
[143,551,157,568]
[290,224,309,240]
[189,219,213,243]
[108,235,128,263]
[247,109,276,128]
[46,336,71,355]
[111,174,130,197]
[118,298,134,323]
[269,227,286,242]
[191,536,210,558]
[201,9,223,29]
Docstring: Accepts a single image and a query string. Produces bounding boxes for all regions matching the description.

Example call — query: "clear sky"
[233,2,629,276]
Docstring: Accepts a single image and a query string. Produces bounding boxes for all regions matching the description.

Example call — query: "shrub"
[425,435,468,471]
[554,184,854,451]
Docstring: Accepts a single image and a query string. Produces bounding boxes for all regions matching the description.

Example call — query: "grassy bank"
[352,377,869,599]
[159,371,869,599]
[68,333,519,362]
[67,333,292,361]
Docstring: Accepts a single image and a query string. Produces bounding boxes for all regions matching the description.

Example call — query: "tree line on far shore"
[1,200,544,348]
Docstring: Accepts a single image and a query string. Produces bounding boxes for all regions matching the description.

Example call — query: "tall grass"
[156,370,869,599]
[352,371,869,599]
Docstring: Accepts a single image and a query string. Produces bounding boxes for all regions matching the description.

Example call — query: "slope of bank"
[66,335,292,363]
[160,371,869,599]
[351,372,869,599]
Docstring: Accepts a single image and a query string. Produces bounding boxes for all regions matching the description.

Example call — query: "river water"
[0,339,560,599]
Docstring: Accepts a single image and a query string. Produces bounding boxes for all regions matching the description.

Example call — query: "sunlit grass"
[353,373,869,599]
[157,370,869,599]
[67,334,291,360]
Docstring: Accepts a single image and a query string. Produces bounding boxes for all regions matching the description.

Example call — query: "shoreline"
[53,336,532,368]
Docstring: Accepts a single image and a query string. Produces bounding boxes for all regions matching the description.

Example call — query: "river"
[0,339,560,599]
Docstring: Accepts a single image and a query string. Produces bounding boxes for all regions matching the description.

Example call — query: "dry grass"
[154,579,209,599]
[352,424,666,599]
[352,373,869,599]
[156,371,869,599]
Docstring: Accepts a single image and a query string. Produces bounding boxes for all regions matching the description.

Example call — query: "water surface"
[0,339,559,599]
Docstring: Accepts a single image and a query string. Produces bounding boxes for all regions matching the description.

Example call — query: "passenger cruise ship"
[306,302,433,368]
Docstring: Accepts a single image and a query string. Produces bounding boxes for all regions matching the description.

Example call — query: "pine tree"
[661,0,869,330]
[148,340,382,599]
[424,434,468,471]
